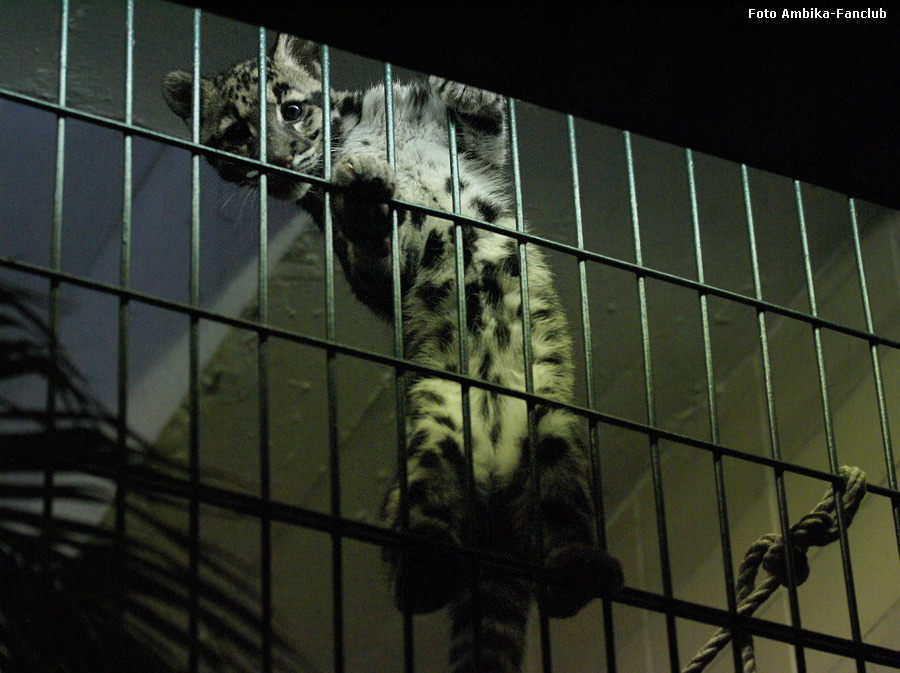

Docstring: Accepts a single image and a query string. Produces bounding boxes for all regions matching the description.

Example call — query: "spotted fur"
[164,33,622,673]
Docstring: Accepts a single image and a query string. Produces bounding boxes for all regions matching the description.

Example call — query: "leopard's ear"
[271,33,321,76]
[162,69,217,122]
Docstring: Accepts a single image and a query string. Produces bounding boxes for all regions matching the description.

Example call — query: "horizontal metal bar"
[65,456,900,669]
[379,203,900,354]
[3,86,897,354]
[620,588,900,669]
[4,256,899,506]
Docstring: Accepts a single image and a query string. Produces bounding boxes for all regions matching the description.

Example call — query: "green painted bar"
[567,115,618,673]
[685,147,742,673]
[624,130,679,673]
[446,111,484,672]
[257,32,269,326]
[44,0,70,531]
[256,26,274,673]
[381,61,415,673]
[507,97,554,673]
[793,182,865,671]
[741,164,807,673]
[320,43,345,673]
[322,45,336,341]
[848,198,900,563]
[114,0,134,573]
[446,116,476,525]
[187,9,202,673]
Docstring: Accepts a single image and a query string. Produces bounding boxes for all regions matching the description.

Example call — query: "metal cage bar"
[255,27,275,673]
[187,10,203,673]
[446,111,485,671]
[43,0,70,540]
[115,0,135,538]
[113,0,135,636]
[848,198,900,564]
[567,115,618,673]
[380,62,416,673]
[685,148,742,673]
[793,182,866,672]
[321,43,346,673]
[741,164,808,673]
[624,130,680,672]
[507,97,555,672]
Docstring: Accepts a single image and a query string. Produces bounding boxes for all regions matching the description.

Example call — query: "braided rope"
[682,465,867,673]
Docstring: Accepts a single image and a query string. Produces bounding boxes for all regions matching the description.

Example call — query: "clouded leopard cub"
[164,34,622,673]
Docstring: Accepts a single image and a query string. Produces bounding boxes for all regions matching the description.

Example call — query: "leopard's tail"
[448,575,532,673]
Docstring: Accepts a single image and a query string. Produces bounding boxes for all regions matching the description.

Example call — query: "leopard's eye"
[281,102,303,122]
[223,121,250,145]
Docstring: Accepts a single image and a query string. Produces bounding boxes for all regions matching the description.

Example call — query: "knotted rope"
[682,465,867,673]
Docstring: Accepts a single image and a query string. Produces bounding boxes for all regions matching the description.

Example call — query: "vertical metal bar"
[848,198,900,562]
[507,98,553,673]
[741,164,807,673]
[44,0,70,537]
[383,63,414,673]
[50,0,68,272]
[685,148,741,673]
[793,182,865,672]
[114,0,134,602]
[256,27,273,673]
[321,44,345,673]
[623,130,679,673]
[187,10,202,673]
[567,115,617,673]
[447,115,473,534]
[447,111,481,673]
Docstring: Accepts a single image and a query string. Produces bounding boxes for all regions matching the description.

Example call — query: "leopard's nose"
[264,151,290,167]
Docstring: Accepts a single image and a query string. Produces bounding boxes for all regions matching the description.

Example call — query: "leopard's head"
[163,34,325,202]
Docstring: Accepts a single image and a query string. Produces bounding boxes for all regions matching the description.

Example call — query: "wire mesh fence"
[2,2,900,673]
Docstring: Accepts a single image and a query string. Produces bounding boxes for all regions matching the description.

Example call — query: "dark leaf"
[0,283,303,672]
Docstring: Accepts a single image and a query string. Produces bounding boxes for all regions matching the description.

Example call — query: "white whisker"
[218,186,241,211]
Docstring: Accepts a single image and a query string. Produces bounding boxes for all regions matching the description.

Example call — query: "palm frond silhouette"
[0,283,300,673]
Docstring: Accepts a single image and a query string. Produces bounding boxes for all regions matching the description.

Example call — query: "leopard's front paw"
[332,153,396,242]
[429,75,503,114]
[334,153,396,201]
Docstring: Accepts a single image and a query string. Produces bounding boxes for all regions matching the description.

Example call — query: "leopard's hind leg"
[382,378,475,614]
[510,405,624,618]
